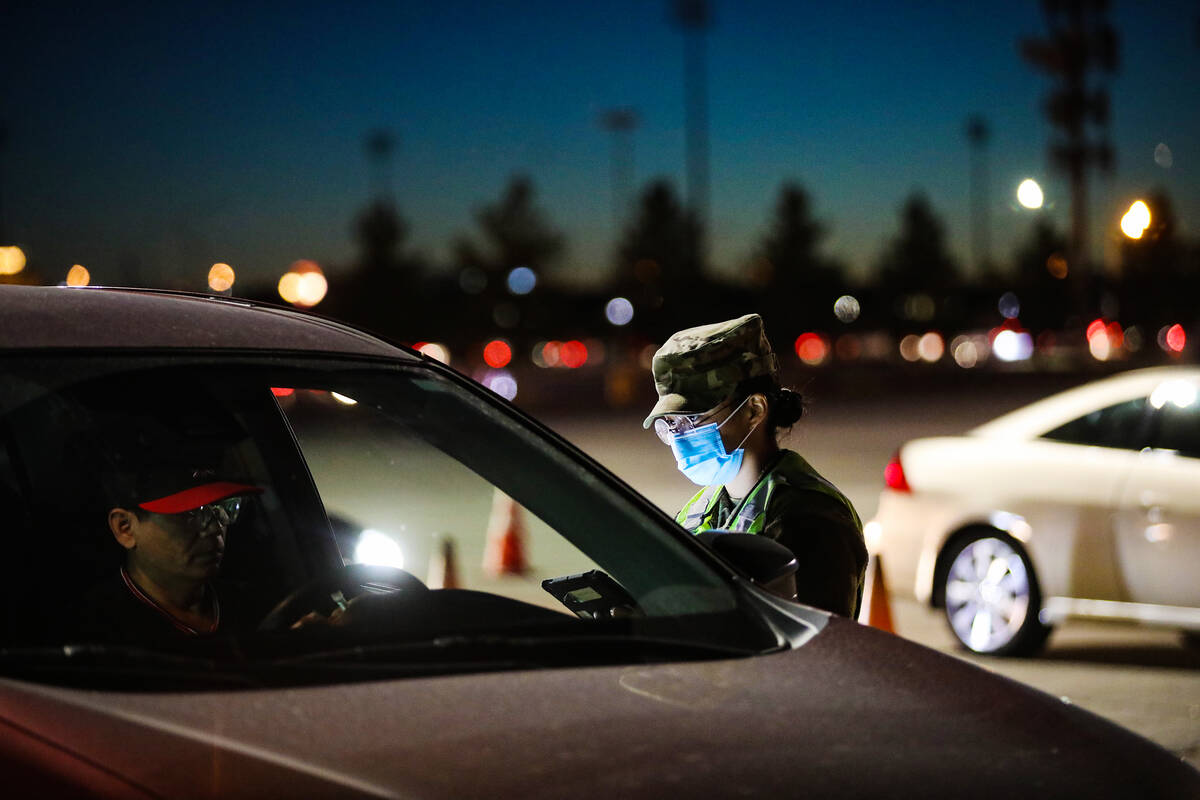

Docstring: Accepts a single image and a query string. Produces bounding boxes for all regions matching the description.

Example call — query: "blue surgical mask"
[667,396,757,486]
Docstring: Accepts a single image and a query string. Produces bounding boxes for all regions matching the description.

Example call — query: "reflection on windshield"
[0,355,774,688]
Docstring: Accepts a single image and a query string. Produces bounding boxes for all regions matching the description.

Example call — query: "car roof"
[0,285,415,359]
[970,365,1200,439]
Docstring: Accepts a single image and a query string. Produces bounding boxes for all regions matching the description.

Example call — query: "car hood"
[2,619,1195,799]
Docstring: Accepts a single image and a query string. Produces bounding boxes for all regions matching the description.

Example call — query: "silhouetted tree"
[751,182,845,338]
[876,192,959,293]
[615,179,704,333]
[1011,217,1070,328]
[455,175,564,277]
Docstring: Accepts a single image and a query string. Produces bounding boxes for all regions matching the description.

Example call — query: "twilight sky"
[4,1,1198,291]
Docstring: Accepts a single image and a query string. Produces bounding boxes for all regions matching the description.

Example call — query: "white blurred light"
[917,332,944,363]
[1121,201,1151,239]
[331,392,357,406]
[506,266,537,295]
[354,529,405,569]
[863,520,882,551]
[605,297,635,326]
[416,342,450,364]
[997,292,1020,319]
[482,369,518,400]
[1149,379,1197,410]
[952,338,979,368]
[993,330,1033,362]
[899,334,921,362]
[833,295,861,323]
[1154,143,1173,168]
[1017,179,1044,210]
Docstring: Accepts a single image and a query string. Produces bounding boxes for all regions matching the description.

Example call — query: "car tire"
[938,531,1051,657]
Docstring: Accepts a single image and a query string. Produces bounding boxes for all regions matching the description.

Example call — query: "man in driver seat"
[78,446,265,647]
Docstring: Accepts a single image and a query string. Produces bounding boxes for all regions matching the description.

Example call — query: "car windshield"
[0,353,780,690]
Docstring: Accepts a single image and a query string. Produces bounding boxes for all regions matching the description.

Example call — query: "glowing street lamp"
[278,260,327,307]
[1016,179,1044,210]
[208,262,236,292]
[1120,200,1151,239]
[0,245,26,276]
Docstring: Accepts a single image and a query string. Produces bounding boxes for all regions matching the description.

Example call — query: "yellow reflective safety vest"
[676,450,862,536]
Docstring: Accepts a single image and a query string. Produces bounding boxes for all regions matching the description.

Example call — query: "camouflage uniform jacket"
[676,449,867,617]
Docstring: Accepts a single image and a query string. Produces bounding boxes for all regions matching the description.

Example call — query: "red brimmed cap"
[138,481,263,514]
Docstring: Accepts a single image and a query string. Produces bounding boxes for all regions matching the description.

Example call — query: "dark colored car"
[1,285,1196,798]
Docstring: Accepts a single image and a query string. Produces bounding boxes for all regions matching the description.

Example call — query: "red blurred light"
[1086,318,1106,341]
[542,340,562,367]
[793,332,828,364]
[560,340,588,368]
[483,339,512,368]
[271,387,295,397]
[1105,321,1124,349]
[884,452,910,492]
[1166,324,1186,353]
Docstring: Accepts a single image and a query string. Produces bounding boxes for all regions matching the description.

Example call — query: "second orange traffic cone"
[482,489,528,576]
[859,553,896,634]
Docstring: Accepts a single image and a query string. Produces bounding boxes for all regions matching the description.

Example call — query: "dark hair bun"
[771,388,806,429]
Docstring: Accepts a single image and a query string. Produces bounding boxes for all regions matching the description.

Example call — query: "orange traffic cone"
[859,553,896,634]
[428,535,460,589]
[482,489,528,576]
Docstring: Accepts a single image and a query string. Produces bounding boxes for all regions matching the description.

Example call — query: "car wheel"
[939,532,1051,656]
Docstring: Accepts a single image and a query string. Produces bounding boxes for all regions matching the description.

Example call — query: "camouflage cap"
[642,313,780,428]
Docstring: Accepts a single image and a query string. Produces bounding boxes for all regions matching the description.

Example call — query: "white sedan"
[869,366,1200,656]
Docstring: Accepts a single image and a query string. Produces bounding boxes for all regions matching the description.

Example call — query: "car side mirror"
[695,530,799,602]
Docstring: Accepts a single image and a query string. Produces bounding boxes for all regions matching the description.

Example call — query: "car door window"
[1146,386,1200,459]
[1041,397,1148,450]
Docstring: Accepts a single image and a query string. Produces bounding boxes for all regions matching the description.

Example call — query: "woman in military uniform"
[644,313,867,617]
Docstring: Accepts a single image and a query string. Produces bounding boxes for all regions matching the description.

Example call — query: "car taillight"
[884,451,910,492]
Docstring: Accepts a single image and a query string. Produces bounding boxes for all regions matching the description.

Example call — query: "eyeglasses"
[653,401,732,444]
[174,497,243,531]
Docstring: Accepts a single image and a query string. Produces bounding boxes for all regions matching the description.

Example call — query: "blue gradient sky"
[5,1,1198,289]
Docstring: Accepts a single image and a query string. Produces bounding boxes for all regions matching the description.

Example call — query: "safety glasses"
[653,400,733,445]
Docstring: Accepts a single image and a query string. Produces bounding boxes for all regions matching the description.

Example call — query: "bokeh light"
[1120,200,1151,239]
[605,297,635,326]
[997,292,1020,320]
[1046,253,1068,279]
[331,392,358,406]
[898,334,921,362]
[481,369,518,400]
[483,339,513,368]
[0,246,27,276]
[559,340,588,368]
[414,341,451,364]
[1017,179,1044,210]
[1160,324,1186,354]
[66,264,90,287]
[833,295,861,323]
[917,332,944,363]
[208,262,235,292]
[952,337,979,368]
[278,260,327,307]
[993,330,1033,362]
[793,332,829,366]
[354,530,405,569]
[506,266,537,295]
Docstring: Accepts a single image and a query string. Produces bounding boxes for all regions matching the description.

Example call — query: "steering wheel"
[258,563,430,632]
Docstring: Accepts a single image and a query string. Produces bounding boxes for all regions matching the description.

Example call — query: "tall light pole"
[599,108,638,232]
[966,115,991,280]
[673,0,711,237]
[364,129,397,204]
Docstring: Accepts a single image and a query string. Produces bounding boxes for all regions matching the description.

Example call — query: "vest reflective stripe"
[675,451,861,536]
[677,485,720,530]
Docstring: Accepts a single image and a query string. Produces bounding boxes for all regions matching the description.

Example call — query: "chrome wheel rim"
[945,537,1031,652]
